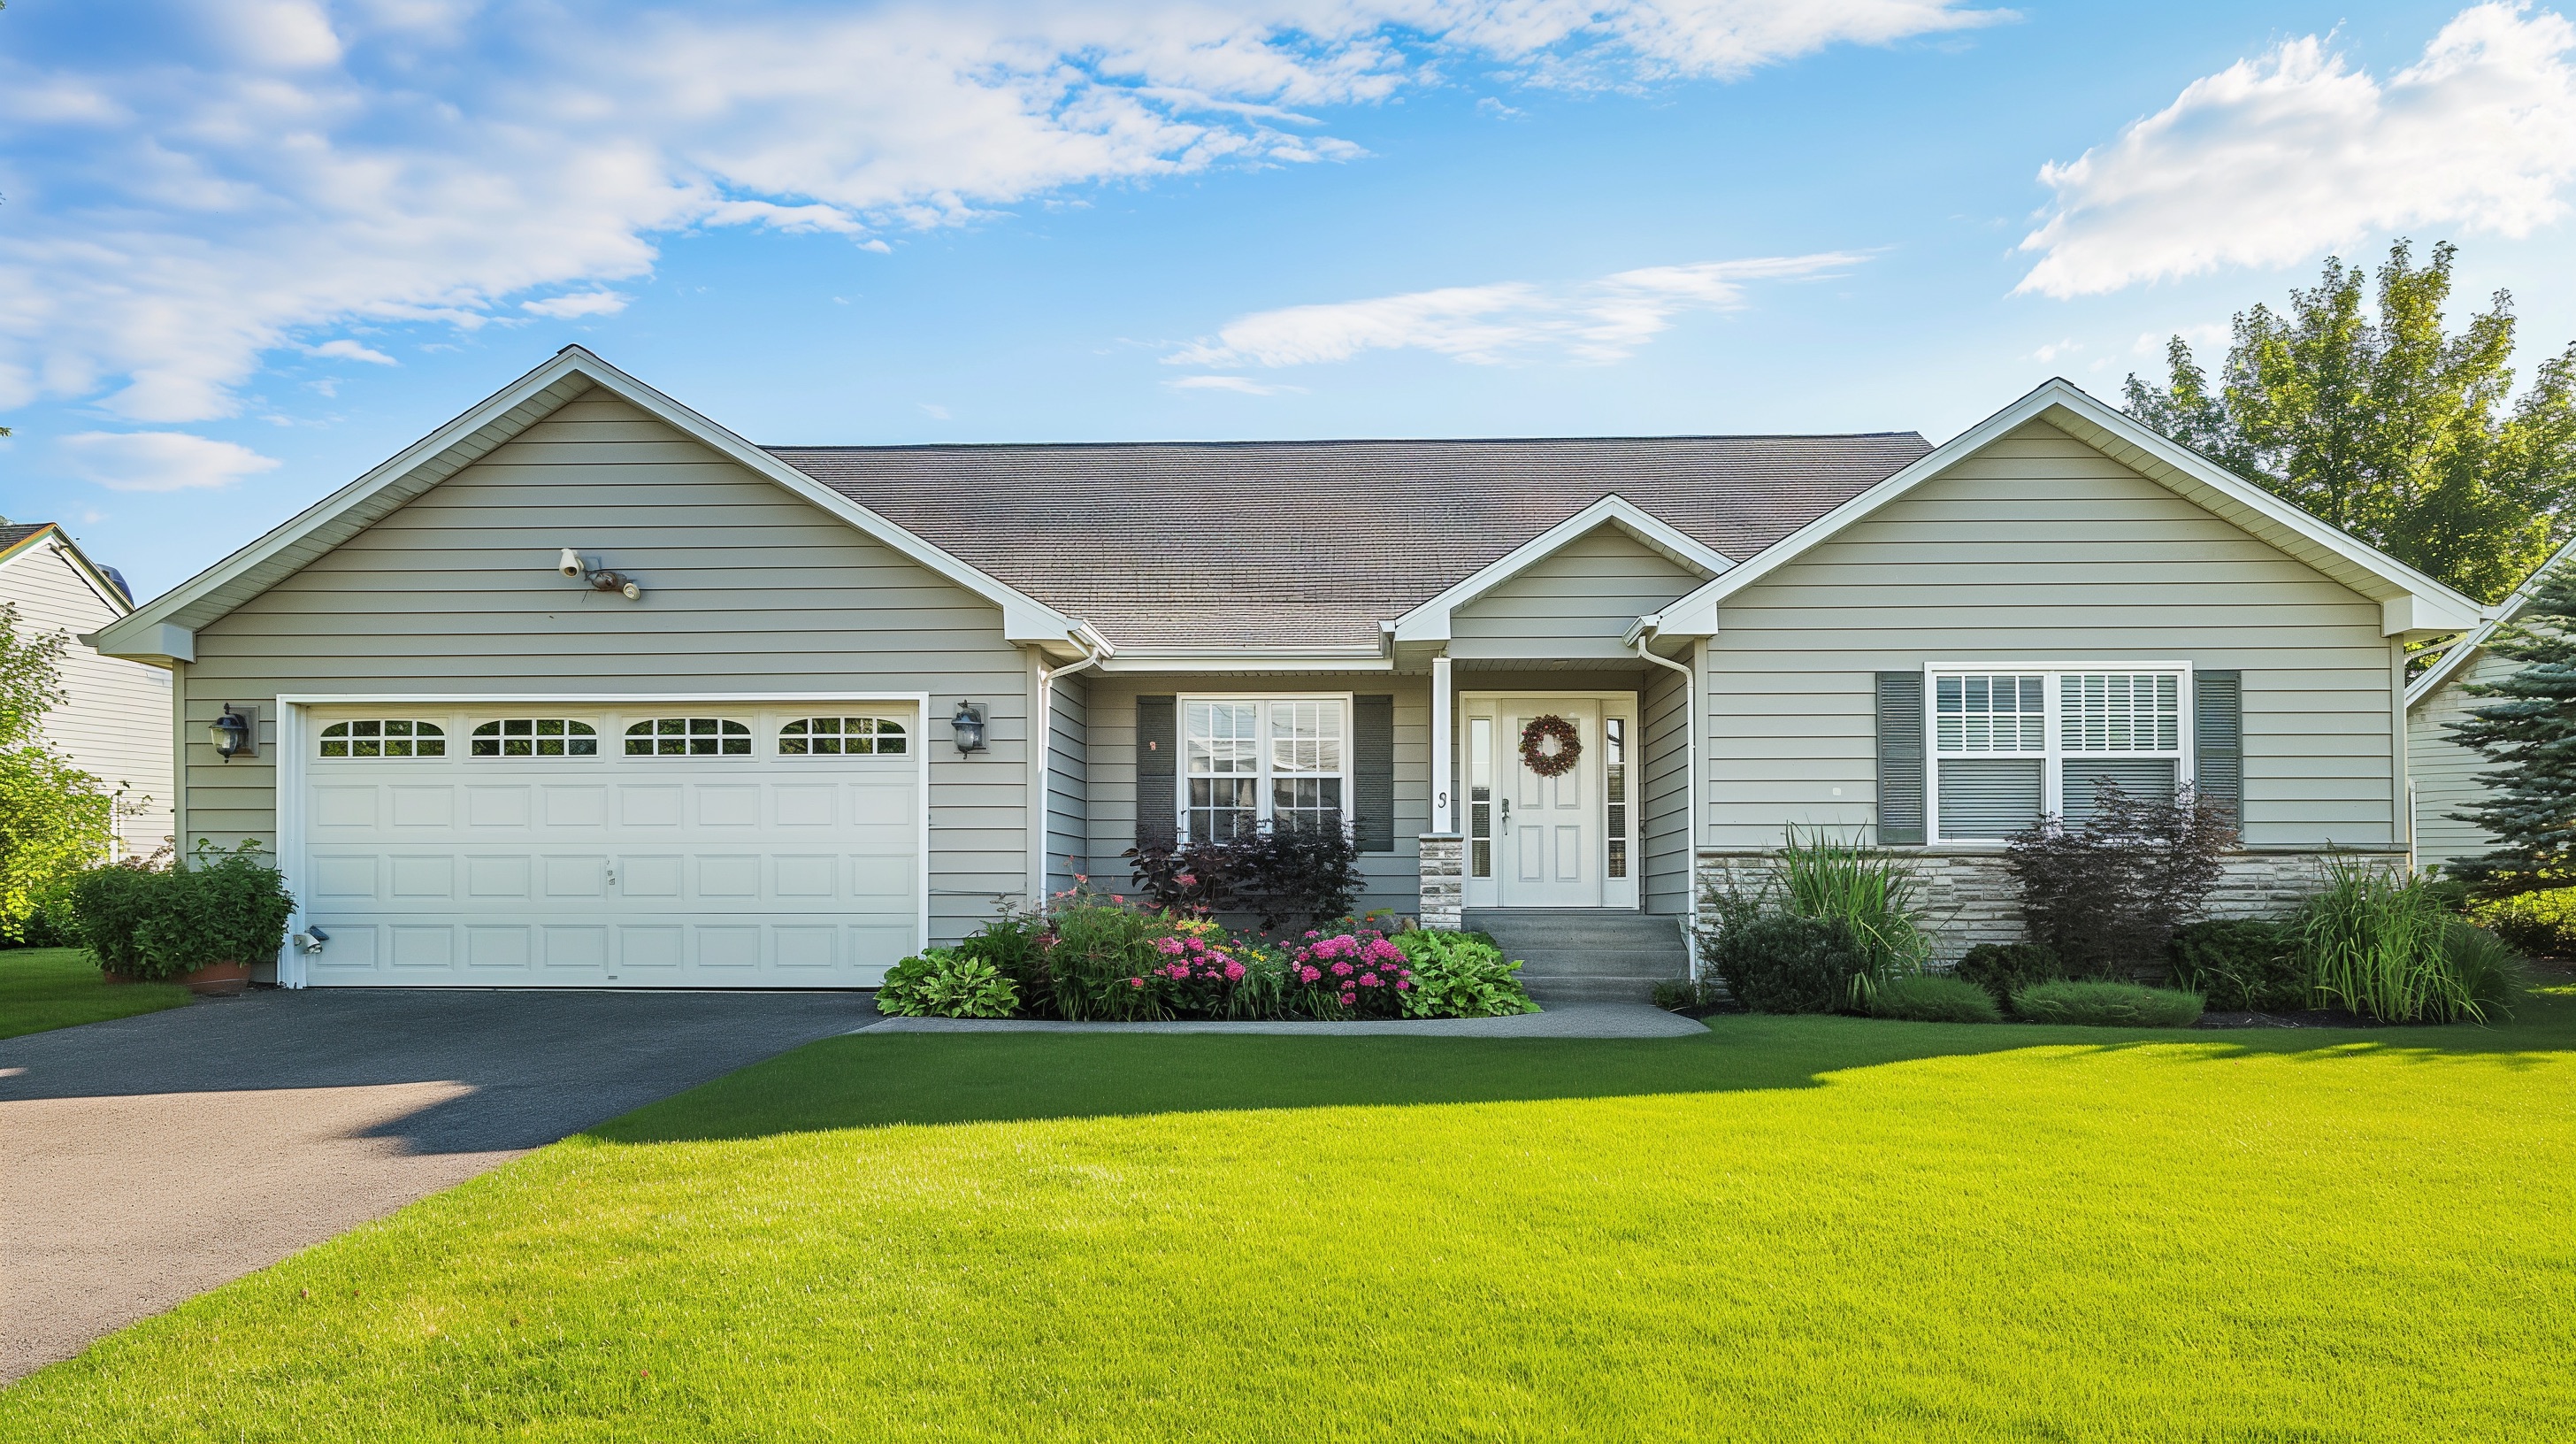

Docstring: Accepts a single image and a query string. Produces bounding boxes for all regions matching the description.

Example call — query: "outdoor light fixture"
[210,704,254,761]
[950,701,988,754]
[555,548,643,601]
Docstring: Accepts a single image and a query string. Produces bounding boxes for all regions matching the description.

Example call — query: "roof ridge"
[764,432,1930,454]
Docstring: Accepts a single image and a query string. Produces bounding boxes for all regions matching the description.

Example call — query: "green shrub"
[877,948,1019,1018]
[1772,827,1930,1006]
[2005,782,2235,977]
[2298,857,2480,1023]
[1041,893,1176,1021]
[2011,979,2204,1028]
[1393,930,1539,1018]
[2439,922,2526,1023]
[2168,919,2308,1011]
[2468,887,2576,956]
[957,913,1053,1014]
[1866,973,2002,1024]
[65,841,293,980]
[1652,977,1725,1013]
[1953,941,2060,1005]
[1704,910,1867,1015]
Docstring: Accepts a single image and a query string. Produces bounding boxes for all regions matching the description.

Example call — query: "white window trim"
[1922,662,2196,848]
[1173,691,1354,844]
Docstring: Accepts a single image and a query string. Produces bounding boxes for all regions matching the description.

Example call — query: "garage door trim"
[273,691,932,988]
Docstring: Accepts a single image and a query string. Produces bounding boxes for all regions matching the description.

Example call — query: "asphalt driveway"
[0,987,872,1383]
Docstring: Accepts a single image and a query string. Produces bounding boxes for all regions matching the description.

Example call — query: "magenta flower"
[1339,990,1357,1006]
[1175,872,1197,887]
[1155,937,1185,956]
[1127,976,1145,988]
[1300,966,1322,983]
[1395,979,1411,991]
[1359,972,1380,987]
[1330,961,1354,978]
[1223,961,1246,980]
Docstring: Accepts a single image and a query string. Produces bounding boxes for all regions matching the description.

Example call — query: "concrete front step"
[1468,908,1690,1003]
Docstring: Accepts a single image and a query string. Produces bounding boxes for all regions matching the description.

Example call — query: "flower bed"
[878,883,1536,1022]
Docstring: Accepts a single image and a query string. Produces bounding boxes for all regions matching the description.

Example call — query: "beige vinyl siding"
[3,542,174,859]
[1640,659,1690,915]
[1080,673,1430,915]
[1046,669,1089,894]
[1449,525,1708,661]
[1705,420,2400,849]
[2411,649,2514,869]
[179,391,1036,945]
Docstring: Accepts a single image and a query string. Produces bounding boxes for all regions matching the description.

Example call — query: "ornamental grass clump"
[1866,973,2003,1024]
[2297,857,2488,1023]
[1771,827,1931,1007]
[2010,979,2204,1028]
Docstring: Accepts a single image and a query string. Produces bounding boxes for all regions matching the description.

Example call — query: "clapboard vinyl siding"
[1046,669,1089,894]
[1449,525,1710,660]
[2411,649,2518,869]
[1641,661,1691,915]
[1704,420,2401,849]
[1080,673,1430,914]
[1,541,174,859]
[180,391,1037,946]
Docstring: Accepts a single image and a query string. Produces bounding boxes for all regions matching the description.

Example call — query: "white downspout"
[1031,628,1108,903]
[1634,626,1700,978]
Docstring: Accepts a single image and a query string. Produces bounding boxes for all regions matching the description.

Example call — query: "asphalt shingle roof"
[770,434,1931,649]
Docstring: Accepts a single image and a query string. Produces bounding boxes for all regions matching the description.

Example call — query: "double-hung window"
[1181,697,1346,841]
[1929,667,2188,841]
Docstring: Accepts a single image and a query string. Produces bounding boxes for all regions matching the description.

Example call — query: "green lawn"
[7,998,2576,1441]
[0,946,189,1040]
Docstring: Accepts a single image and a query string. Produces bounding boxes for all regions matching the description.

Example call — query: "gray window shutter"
[1875,672,1927,845]
[1136,695,1176,851]
[2193,670,2242,829]
[1354,695,1395,853]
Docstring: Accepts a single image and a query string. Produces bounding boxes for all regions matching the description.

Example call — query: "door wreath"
[1518,714,1583,778]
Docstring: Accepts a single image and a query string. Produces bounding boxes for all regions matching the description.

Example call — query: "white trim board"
[1392,495,1730,646]
[1649,378,2488,642]
[2406,534,2576,706]
[95,347,1092,665]
[269,689,933,988]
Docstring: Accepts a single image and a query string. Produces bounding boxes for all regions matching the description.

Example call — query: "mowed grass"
[0,945,188,1040]
[8,1000,2576,1441]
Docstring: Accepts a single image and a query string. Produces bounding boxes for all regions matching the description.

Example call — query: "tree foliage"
[2125,240,2576,603]
[0,603,113,941]
[2448,565,2576,894]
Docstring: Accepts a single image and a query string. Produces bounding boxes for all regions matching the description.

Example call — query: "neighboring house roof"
[2405,534,2576,707]
[773,432,1928,649]
[1645,378,2489,646]
[92,347,1094,665]
[0,521,136,618]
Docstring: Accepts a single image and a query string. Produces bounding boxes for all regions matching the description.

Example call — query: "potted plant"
[67,841,296,997]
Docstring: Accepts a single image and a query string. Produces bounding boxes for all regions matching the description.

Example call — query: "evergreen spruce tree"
[2450,565,2576,893]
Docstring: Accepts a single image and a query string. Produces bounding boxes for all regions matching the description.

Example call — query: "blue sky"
[5,1,2576,596]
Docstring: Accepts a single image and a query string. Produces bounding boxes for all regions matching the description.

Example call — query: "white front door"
[1504,698,1599,907]
[1460,691,1639,910]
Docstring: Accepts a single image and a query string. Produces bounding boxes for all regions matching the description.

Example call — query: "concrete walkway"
[862,1001,1708,1038]
[0,987,868,1384]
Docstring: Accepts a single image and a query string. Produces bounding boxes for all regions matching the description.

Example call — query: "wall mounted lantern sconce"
[556,547,642,601]
[211,704,256,761]
[950,701,988,755]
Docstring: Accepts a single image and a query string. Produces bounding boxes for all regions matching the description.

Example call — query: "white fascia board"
[2404,534,2576,705]
[1652,377,2489,639]
[96,345,1091,660]
[1389,495,1730,645]
[1098,649,1395,674]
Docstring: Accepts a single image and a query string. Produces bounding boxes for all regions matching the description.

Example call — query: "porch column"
[1430,652,1453,832]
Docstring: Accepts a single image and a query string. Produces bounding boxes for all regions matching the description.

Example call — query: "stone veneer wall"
[1693,848,2406,965]
[1417,833,1464,932]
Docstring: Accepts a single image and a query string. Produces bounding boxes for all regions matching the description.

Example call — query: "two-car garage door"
[295,702,923,987]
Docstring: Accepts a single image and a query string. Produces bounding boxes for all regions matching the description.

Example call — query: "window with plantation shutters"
[1925,666,2191,843]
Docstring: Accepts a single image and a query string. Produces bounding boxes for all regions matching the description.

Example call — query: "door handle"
[1500,798,1511,830]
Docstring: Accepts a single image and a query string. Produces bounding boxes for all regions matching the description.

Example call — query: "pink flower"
[1175,873,1197,887]
[1186,938,1208,953]
[1127,977,1145,988]
[1359,972,1380,987]
[1300,966,1322,983]
[1224,962,1246,980]
[1395,979,1411,991]
[1155,937,1185,956]
[1339,991,1357,1006]
[1111,895,1125,905]
[1330,961,1354,978]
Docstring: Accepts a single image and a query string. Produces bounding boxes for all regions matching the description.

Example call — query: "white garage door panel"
[299,704,922,987]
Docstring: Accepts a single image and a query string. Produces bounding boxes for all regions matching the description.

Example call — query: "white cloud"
[520,292,632,319]
[1169,252,1865,369]
[916,402,953,420]
[1167,374,1305,395]
[58,432,282,492]
[0,2,2001,422]
[2030,338,2080,364]
[2020,4,2576,297]
[308,339,398,365]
